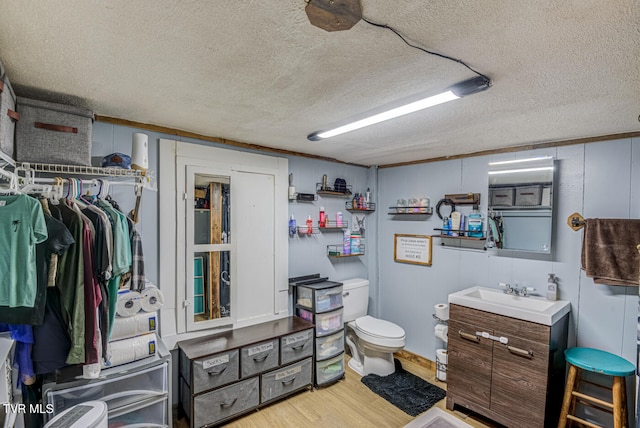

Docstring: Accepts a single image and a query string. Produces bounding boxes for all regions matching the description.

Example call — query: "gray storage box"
[15,97,93,166]
[489,187,515,207]
[515,185,543,206]
[192,349,240,394]
[0,62,18,159]
[240,339,279,378]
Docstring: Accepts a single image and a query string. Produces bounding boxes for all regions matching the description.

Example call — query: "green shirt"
[0,194,48,307]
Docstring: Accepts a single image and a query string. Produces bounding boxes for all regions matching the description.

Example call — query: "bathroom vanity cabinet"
[446,304,568,428]
[178,317,314,428]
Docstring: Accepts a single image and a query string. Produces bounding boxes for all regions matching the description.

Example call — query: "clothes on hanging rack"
[0,194,48,307]
[0,179,148,386]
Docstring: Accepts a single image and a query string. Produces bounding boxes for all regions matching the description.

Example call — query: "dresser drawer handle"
[291,344,305,351]
[281,377,296,386]
[207,365,227,376]
[458,331,480,343]
[253,354,269,363]
[220,398,237,408]
[507,345,533,358]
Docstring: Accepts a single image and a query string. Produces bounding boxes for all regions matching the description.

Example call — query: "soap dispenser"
[546,273,558,301]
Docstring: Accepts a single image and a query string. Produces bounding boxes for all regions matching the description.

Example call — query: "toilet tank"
[341,278,370,322]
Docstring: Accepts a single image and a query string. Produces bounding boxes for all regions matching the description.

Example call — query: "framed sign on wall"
[394,234,432,266]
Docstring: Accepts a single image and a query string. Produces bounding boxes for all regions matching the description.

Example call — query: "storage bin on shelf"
[15,97,94,166]
[489,186,515,207]
[514,185,543,206]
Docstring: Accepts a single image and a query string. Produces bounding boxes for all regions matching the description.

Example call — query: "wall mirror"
[192,173,232,325]
[488,156,554,254]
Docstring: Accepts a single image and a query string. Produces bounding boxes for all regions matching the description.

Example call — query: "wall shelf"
[432,231,487,250]
[388,206,433,215]
[319,220,348,231]
[316,182,352,197]
[327,244,365,257]
[345,201,376,212]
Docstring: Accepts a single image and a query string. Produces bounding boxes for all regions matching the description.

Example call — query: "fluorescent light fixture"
[488,156,553,166]
[307,76,491,141]
[488,166,554,175]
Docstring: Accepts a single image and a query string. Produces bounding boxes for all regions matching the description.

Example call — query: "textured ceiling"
[0,1,638,166]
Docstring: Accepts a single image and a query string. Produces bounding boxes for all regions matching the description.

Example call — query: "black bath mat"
[361,360,446,417]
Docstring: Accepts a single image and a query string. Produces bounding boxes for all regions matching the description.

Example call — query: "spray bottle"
[288,215,296,237]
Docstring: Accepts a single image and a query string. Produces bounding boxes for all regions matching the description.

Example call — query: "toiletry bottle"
[350,231,361,254]
[343,228,351,255]
[467,211,484,238]
[289,215,296,237]
[442,216,451,235]
[352,194,358,209]
[319,207,326,228]
[306,215,313,235]
[336,211,343,227]
[365,188,371,206]
[546,273,558,301]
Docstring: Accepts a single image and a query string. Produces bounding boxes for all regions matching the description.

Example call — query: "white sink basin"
[448,286,570,326]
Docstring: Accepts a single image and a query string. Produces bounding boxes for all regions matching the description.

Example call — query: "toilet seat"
[354,315,406,348]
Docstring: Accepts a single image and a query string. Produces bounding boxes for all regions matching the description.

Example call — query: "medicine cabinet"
[488,156,554,254]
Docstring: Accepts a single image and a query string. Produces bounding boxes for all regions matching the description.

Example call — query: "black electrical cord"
[362,17,489,81]
[435,198,455,220]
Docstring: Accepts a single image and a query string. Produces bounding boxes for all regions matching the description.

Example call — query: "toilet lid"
[355,315,405,339]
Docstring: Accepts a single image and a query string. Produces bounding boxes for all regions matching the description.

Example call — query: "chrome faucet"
[500,283,535,297]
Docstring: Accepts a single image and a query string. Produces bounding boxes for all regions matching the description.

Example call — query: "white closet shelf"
[17,162,147,178]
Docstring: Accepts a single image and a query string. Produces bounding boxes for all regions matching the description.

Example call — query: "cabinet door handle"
[253,354,269,362]
[281,377,296,386]
[507,345,533,358]
[220,398,238,408]
[207,365,227,376]
[458,331,480,343]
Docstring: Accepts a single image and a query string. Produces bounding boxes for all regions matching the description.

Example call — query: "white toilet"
[342,278,406,377]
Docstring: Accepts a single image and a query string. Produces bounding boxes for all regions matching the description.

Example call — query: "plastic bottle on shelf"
[319,207,326,228]
[467,211,484,238]
[365,188,371,207]
[343,229,351,255]
[336,211,343,227]
[306,215,313,235]
[442,216,452,236]
[350,231,361,254]
[289,215,296,237]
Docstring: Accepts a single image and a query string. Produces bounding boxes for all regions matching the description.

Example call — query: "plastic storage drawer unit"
[45,363,167,414]
[296,284,343,312]
[316,330,344,360]
[316,353,345,386]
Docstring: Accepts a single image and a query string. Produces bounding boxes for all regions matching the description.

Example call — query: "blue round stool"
[558,347,635,428]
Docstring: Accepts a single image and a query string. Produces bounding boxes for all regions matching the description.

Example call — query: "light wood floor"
[174,355,501,428]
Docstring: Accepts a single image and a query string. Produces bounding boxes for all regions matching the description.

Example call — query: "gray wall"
[92,122,638,420]
[377,139,639,366]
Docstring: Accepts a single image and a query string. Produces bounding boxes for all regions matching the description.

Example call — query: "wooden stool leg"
[558,365,579,428]
[612,376,626,428]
